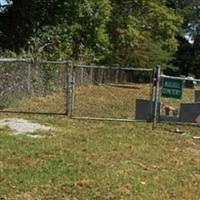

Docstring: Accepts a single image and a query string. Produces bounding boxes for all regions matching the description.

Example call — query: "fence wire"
[158,75,200,124]
[0,59,155,122]
[2,58,200,127]
[0,60,67,114]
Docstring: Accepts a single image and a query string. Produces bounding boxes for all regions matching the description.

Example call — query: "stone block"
[135,99,160,121]
[179,103,200,123]
[195,90,200,102]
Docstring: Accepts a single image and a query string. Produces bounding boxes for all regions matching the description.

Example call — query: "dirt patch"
[0,118,52,138]
[5,193,35,200]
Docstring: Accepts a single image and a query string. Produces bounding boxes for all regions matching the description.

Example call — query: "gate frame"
[70,64,155,123]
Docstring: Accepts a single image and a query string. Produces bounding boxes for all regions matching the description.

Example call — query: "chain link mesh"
[73,66,154,120]
[0,60,67,114]
[159,78,200,123]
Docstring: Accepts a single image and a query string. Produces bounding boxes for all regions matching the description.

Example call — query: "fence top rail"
[160,74,200,82]
[37,60,68,64]
[74,64,153,72]
[0,58,68,64]
[0,58,32,63]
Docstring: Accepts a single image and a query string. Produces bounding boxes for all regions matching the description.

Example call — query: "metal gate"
[0,58,155,122]
[69,64,154,122]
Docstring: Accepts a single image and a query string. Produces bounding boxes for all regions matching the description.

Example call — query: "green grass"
[0,85,200,200]
[0,115,200,200]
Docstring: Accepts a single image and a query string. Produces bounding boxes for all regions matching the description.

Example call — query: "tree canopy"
[0,0,200,75]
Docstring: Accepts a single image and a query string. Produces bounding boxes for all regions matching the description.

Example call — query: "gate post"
[71,64,76,116]
[65,61,72,117]
[65,60,75,118]
[149,68,155,122]
[65,61,69,116]
[152,65,161,130]
[27,62,32,95]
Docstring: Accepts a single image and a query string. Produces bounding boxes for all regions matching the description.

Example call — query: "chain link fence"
[1,58,200,127]
[0,58,68,114]
[71,65,154,121]
[0,58,155,123]
[153,67,200,127]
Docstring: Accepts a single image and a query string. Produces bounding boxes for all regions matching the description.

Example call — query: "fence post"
[71,64,76,115]
[152,65,160,130]
[66,61,76,118]
[27,63,32,95]
[90,68,93,84]
[80,67,84,83]
[66,61,73,117]
[149,68,155,122]
[65,61,69,116]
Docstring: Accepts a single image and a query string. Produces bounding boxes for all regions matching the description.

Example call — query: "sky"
[0,0,7,6]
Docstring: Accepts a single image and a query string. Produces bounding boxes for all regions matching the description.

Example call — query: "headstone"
[195,90,200,102]
[135,99,160,121]
[179,103,200,123]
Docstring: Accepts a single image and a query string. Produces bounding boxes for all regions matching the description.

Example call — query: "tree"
[0,0,57,50]
[0,0,183,69]
[107,0,182,67]
[166,0,200,77]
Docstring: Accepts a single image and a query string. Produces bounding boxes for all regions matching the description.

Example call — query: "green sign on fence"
[162,78,183,99]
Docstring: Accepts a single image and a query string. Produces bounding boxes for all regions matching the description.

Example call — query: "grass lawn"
[0,84,200,199]
[0,114,200,200]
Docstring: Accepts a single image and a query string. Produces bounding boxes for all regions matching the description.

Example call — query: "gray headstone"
[179,103,200,123]
[135,99,160,121]
[195,90,200,102]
